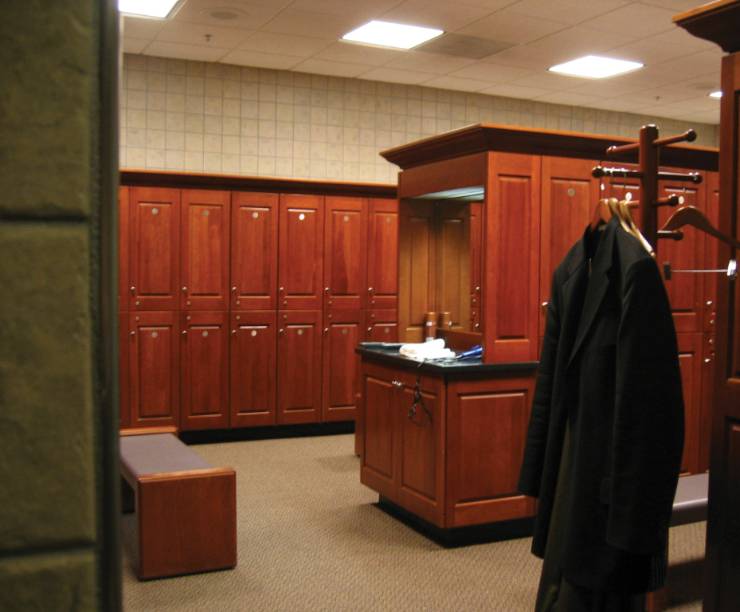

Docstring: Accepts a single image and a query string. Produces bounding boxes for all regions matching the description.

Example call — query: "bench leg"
[121,477,135,514]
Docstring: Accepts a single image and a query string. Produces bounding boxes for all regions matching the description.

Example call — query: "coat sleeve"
[606,257,684,554]
[518,271,561,497]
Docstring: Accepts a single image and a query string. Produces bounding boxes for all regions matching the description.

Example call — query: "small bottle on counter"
[424,311,437,342]
[439,311,452,330]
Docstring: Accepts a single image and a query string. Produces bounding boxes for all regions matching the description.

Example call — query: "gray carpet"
[122,434,705,611]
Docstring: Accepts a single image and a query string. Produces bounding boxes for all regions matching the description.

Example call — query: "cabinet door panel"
[231,192,278,310]
[436,203,471,332]
[130,188,180,310]
[277,310,321,423]
[129,311,179,429]
[119,186,130,313]
[659,173,706,333]
[231,311,277,428]
[322,310,362,422]
[324,197,366,310]
[485,153,541,362]
[540,157,600,337]
[119,312,130,429]
[365,309,399,341]
[703,172,720,334]
[361,371,396,498]
[470,201,483,332]
[181,311,229,431]
[278,195,324,310]
[181,189,230,311]
[367,198,399,310]
[677,332,702,474]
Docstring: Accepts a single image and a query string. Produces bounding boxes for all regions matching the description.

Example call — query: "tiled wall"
[121,53,719,184]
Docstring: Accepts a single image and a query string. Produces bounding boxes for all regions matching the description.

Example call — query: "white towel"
[399,338,455,361]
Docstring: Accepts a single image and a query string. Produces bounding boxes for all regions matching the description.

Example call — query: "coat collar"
[566,217,618,368]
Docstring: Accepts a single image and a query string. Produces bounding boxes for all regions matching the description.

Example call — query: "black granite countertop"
[356,344,539,378]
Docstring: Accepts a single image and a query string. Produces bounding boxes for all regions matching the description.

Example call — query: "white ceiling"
[122,0,723,124]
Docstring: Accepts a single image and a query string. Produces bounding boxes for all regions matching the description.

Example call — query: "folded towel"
[399,338,455,361]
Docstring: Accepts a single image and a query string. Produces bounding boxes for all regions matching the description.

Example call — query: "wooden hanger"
[661,206,740,250]
[615,198,655,256]
[589,197,613,232]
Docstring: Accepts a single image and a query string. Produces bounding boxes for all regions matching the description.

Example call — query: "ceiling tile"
[508,0,630,25]
[579,4,679,38]
[378,0,493,31]
[508,71,584,92]
[358,67,432,84]
[523,26,638,66]
[290,0,401,18]
[238,31,333,56]
[122,38,150,54]
[155,20,254,48]
[447,63,533,83]
[480,45,553,70]
[421,75,492,92]
[455,0,519,8]
[314,42,404,67]
[479,83,553,98]
[173,0,285,30]
[457,9,568,44]
[220,49,304,70]
[122,16,165,40]
[605,38,700,67]
[144,41,230,63]
[640,0,705,11]
[648,27,720,52]
[650,50,722,81]
[260,9,367,39]
[292,58,370,78]
[382,51,476,75]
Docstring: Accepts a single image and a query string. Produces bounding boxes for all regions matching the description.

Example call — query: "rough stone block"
[0,550,95,612]
[0,223,96,551]
[0,1,96,218]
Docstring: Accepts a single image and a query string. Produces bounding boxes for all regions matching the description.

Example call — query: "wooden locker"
[676,332,703,475]
[484,152,541,362]
[278,195,324,310]
[540,157,601,337]
[469,201,483,332]
[435,202,471,332]
[119,186,130,313]
[231,311,277,428]
[119,312,130,429]
[181,189,230,311]
[703,171,720,334]
[324,197,366,311]
[231,192,278,311]
[277,310,322,424]
[129,187,180,311]
[322,310,362,422]
[659,171,707,333]
[128,311,179,429]
[180,311,229,431]
[366,198,399,310]
[364,309,399,342]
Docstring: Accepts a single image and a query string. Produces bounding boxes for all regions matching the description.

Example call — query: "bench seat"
[120,431,237,580]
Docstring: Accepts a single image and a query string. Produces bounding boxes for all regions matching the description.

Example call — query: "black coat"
[518,217,684,592]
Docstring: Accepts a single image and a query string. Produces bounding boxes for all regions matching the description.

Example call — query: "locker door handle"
[231,330,237,335]
[391,380,404,388]
[130,286,136,293]
[181,286,188,292]
[129,331,135,336]
[232,286,237,292]
[181,330,187,335]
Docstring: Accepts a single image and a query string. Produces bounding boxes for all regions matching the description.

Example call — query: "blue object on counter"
[457,344,483,360]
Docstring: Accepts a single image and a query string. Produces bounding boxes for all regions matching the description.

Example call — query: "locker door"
[324,197,366,311]
[366,198,399,310]
[277,310,321,424]
[322,310,362,422]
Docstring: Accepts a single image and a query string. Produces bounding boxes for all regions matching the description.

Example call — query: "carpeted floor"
[122,434,705,611]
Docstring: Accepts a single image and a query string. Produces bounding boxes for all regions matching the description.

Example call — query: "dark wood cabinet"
[366,198,399,310]
[119,186,130,313]
[322,310,362,422]
[119,312,130,429]
[364,309,399,341]
[129,187,180,311]
[324,197,366,311]
[128,311,179,429]
[484,153,541,362]
[277,310,322,424]
[704,171,720,334]
[677,332,703,474]
[180,311,229,431]
[231,310,277,428]
[435,203,471,332]
[278,195,324,310]
[469,201,483,332]
[180,190,230,311]
[231,192,278,311]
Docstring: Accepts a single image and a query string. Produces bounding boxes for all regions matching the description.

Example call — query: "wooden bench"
[645,473,708,612]
[120,428,237,580]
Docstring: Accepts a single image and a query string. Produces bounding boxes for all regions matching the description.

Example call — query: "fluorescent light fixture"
[119,0,181,19]
[709,90,723,99]
[549,55,643,79]
[342,20,443,50]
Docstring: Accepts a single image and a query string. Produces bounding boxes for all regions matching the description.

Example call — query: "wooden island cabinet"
[355,123,719,531]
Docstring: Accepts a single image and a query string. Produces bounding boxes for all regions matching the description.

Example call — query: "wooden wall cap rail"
[673,0,740,53]
[380,123,718,172]
[120,169,397,198]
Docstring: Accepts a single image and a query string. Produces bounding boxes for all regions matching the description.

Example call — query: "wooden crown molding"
[674,0,740,53]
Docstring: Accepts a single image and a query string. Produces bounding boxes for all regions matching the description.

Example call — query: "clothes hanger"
[615,197,655,256]
[661,205,740,250]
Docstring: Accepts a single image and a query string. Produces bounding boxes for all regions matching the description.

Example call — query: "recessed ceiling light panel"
[549,55,643,79]
[709,90,723,98]
[119,0,182,19]
[342,20,443,50]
